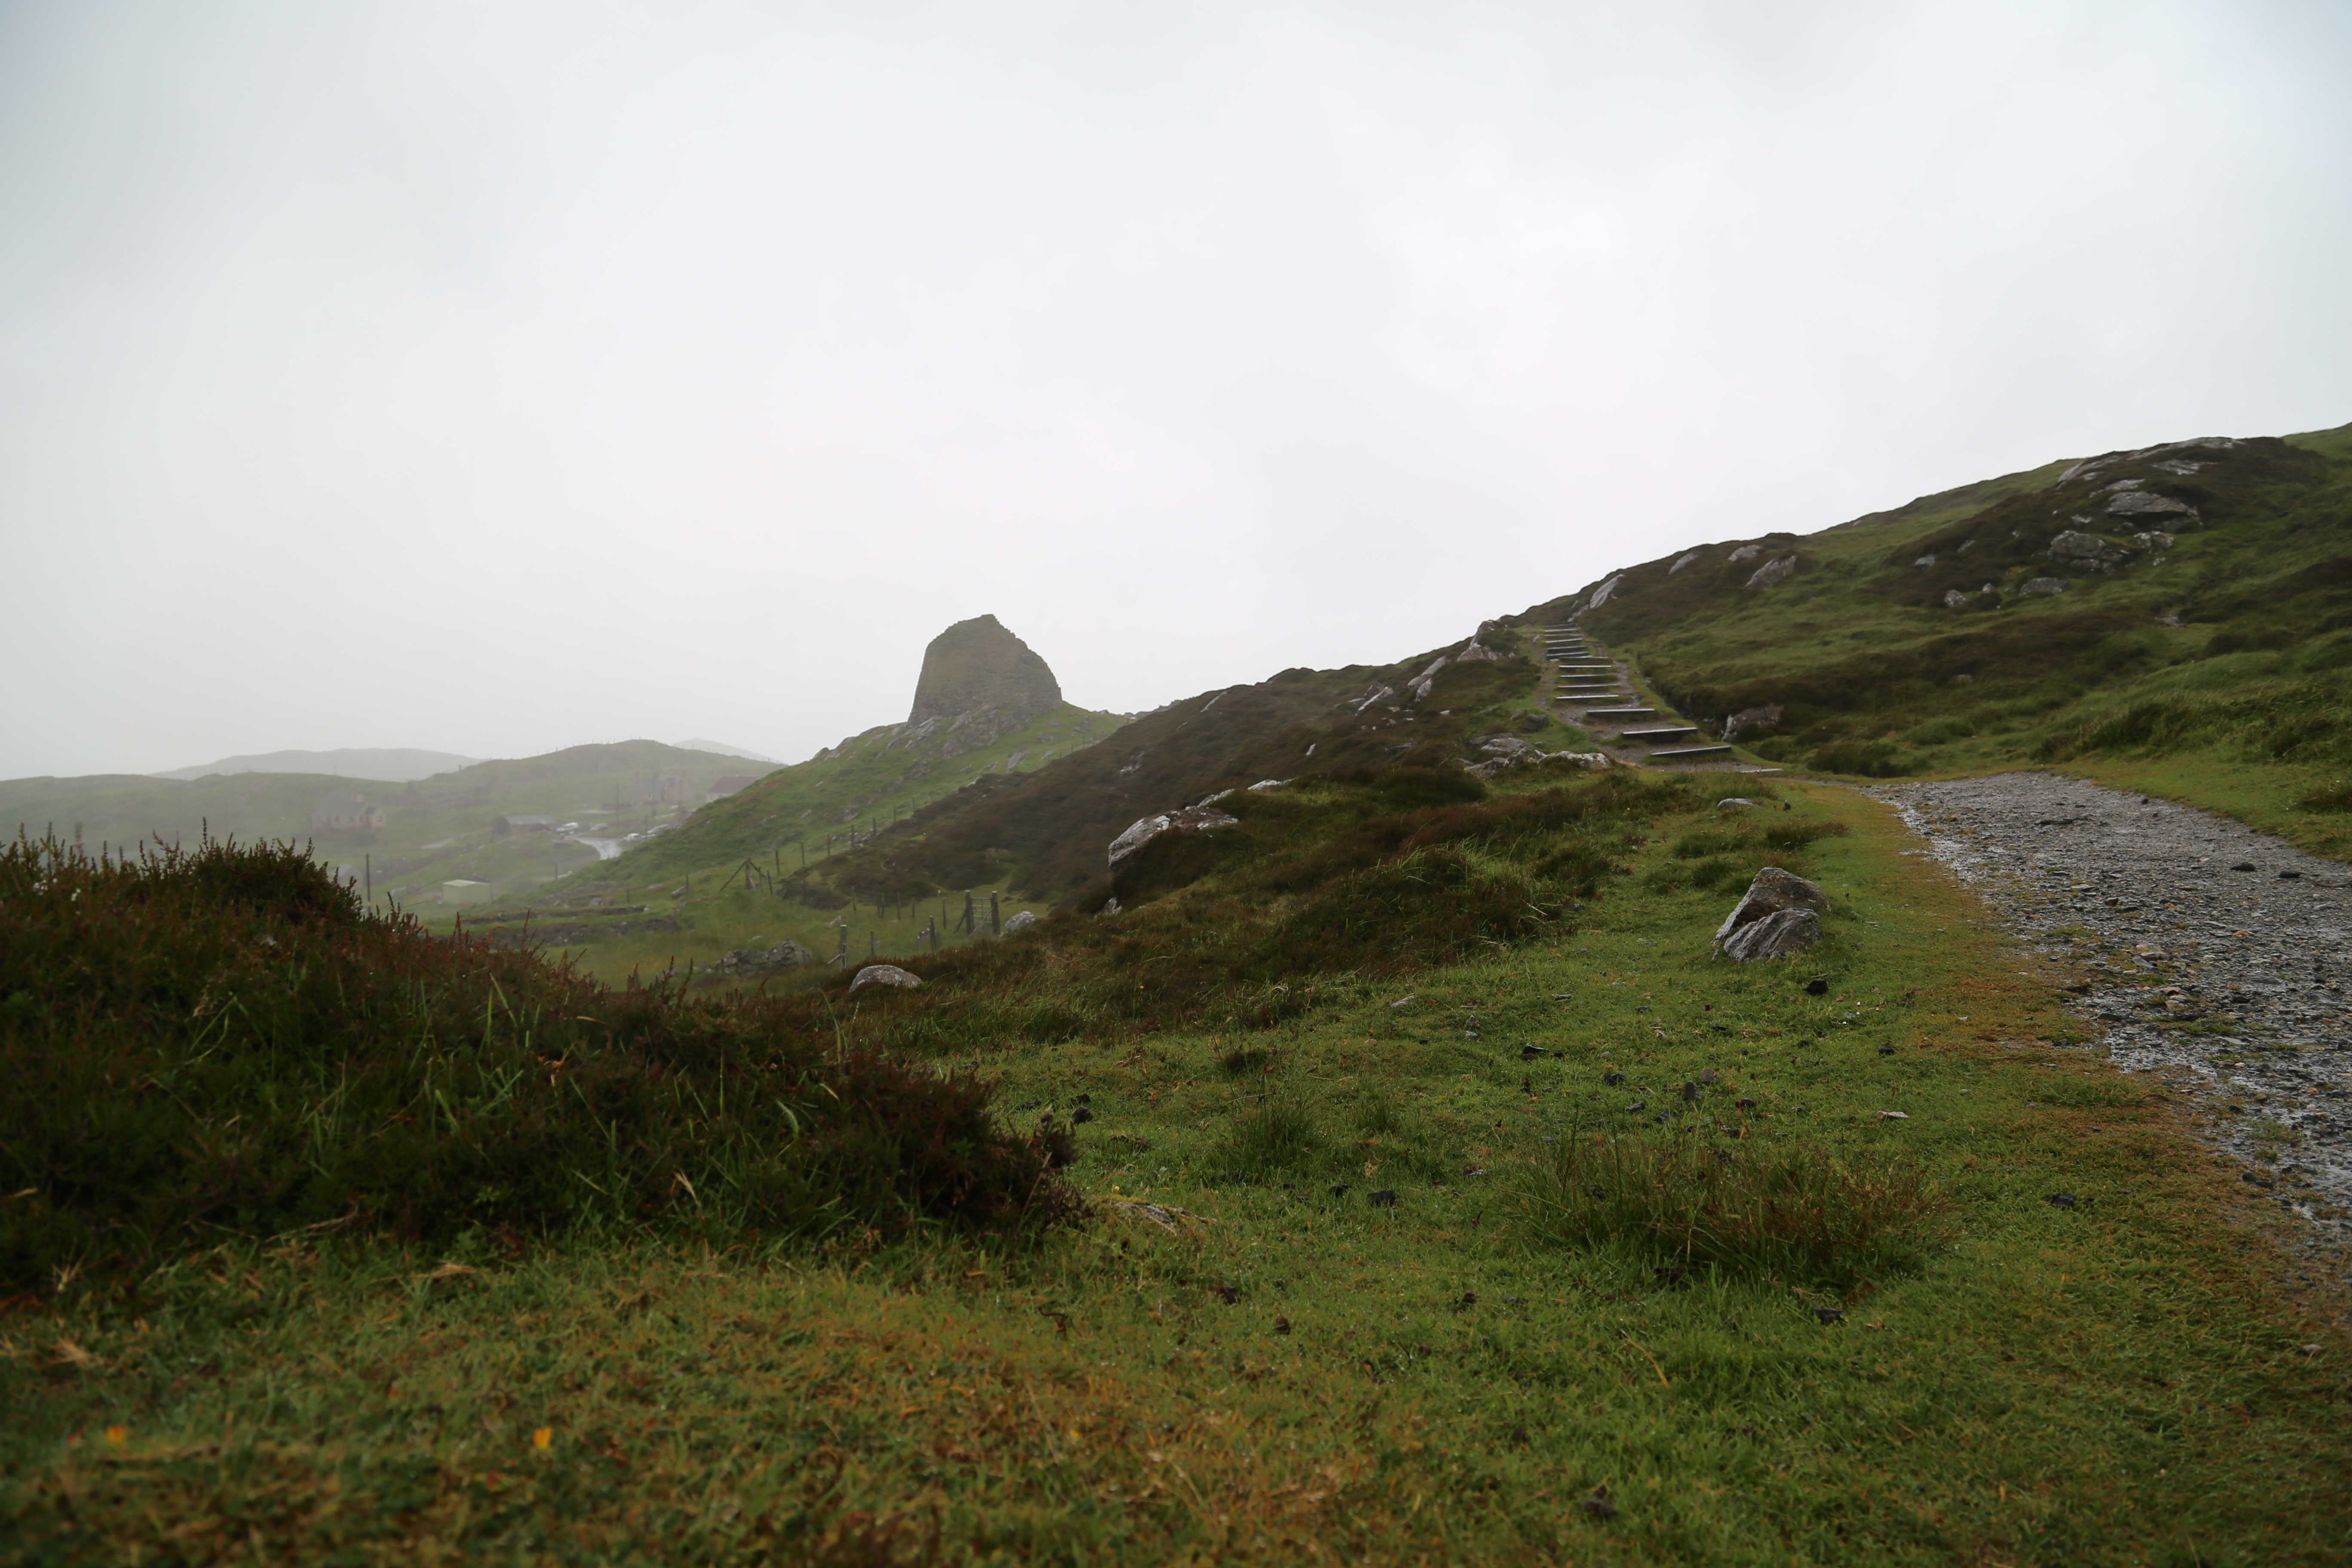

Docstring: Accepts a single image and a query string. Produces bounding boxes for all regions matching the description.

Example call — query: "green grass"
[1548,420,2352,834]
[9,783,2347,1563]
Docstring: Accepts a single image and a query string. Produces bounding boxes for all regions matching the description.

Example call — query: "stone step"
[1620,726,1698,739]
[1647,744,1734,760]
[1581,707,1657,717]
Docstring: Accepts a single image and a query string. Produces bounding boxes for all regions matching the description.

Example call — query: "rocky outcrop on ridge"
[909,615,1063,731]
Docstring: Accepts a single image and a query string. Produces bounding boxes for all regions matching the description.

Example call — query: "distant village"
[310,769,761,907]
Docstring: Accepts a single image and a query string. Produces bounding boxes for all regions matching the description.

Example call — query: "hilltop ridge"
[1523,418,2352,849]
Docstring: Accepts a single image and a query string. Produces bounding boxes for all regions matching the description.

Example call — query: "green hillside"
[469,627,1583,983]
[1561,419,2352,852]
[799,629,1575,912]
[581,700,1129,886]
[0,741,769,909]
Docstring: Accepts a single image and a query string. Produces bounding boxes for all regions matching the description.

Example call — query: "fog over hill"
[151,748,483,783]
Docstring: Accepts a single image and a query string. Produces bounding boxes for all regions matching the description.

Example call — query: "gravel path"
[1862,773,2352,1263]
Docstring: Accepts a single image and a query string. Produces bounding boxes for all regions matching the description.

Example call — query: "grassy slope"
[1565,421,2352,853]
[576,701,1127,888]
[465,703,1126,983]
[0,741,768,906]
[502,633,1571,985]
[9,779,2346,1563]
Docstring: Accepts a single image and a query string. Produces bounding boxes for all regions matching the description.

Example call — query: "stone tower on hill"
[908,616,1062,729]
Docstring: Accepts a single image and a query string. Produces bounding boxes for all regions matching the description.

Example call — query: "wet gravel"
[1862,772,2352,1253]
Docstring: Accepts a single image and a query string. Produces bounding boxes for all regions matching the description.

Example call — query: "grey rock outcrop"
[1108,803,1240,867]
[1943,589,1970,609]
[1727,544,1763,563]
[907,615,1062,729]
[2017,577,2069,597]
[2047,530,2134,573]
[849,963,924,992]
[1001,910,1038,934]
[1669,551,1701,574]
[1743,555,1798,590]
[2106,490,2197,521]
[1721,703,1782,741]
[1466,735,1610,778]
[1713,867,1829,962]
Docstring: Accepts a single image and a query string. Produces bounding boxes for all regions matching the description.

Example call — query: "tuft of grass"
[1209,1085,1323,1180]
[1520,1128,1951,1284]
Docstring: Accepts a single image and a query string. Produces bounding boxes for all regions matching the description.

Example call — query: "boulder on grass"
[1718,908,1822,962]
[1713,867,1830,961]
[1002,910,1038,934]
[849,964,923,992]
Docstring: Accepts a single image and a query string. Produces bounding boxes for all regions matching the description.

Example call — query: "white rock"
[2016,576,2069,597]
[1001,910,1038,934]
[1717,798,1758,809]
[1247,778,1291,791]
[1943,589,1970,609]
[849,963,923,992]
[1727,544,1763,563]
[1669,551,1702,574]
[1743,555,1798,590]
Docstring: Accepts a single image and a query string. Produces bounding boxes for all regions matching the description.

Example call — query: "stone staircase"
[1541,619,1757,769]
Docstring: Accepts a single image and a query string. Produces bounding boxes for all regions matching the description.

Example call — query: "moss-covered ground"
[10,782,2346,1564]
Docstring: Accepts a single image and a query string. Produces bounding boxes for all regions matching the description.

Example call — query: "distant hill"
[153,747,482,782]
[3,740,768,907]
[671,738,778,763]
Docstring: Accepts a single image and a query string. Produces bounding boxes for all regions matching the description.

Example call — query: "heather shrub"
[0,833,1079,1289]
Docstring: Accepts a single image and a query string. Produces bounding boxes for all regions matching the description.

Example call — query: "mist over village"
[4,3,2351,1562]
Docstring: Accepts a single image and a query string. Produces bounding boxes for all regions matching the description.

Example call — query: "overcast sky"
[3,0,2347,779]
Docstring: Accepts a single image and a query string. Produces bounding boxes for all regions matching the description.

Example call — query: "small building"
[311,793,386,831]
[492,814,557,836]
[440,879,494,906]
[706,775,758,802]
